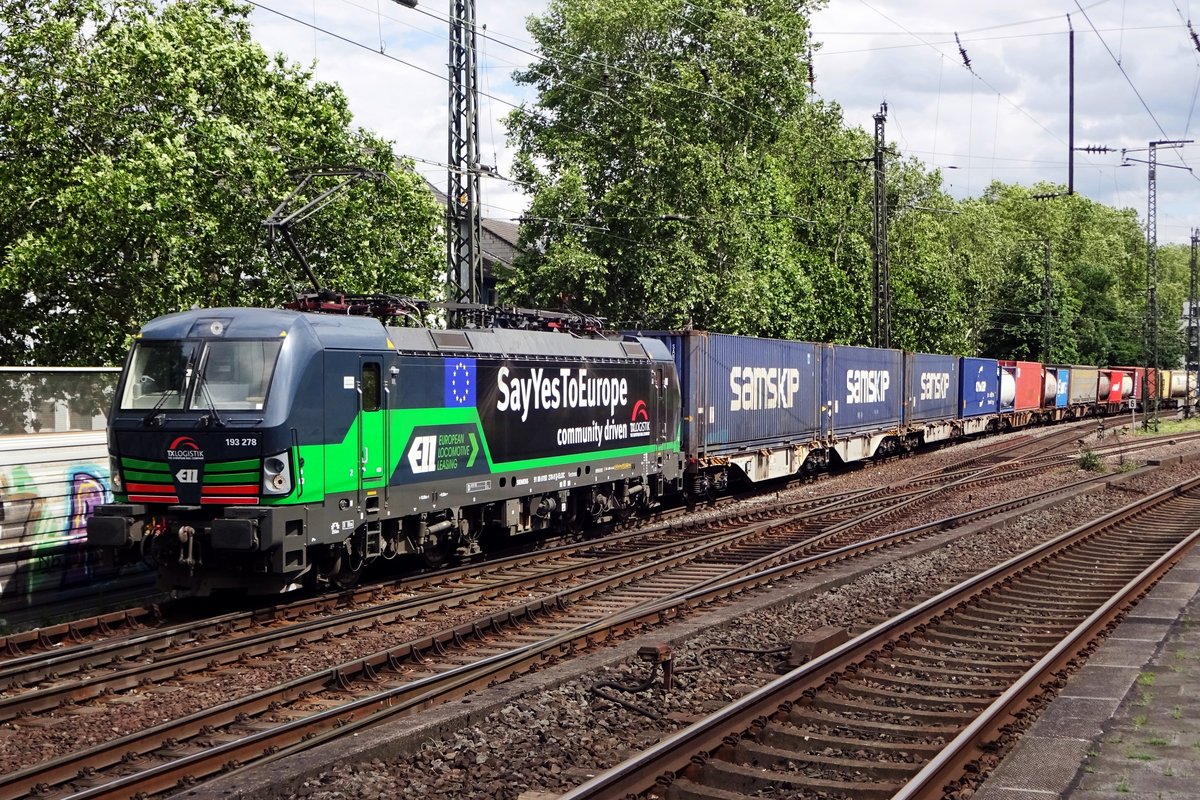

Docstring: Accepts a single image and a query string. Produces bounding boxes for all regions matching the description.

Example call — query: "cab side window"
[362,362,381,412]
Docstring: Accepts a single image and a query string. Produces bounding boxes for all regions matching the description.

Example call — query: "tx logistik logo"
[629,399,651,437]
[167,435,204,461]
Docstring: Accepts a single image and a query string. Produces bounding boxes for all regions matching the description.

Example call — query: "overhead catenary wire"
[1071,0,1200,183]
[258,0,851,233]
[815,1,1200,209]
[816,23,1181,52]
[855,0,1087,157]
[1073,0,1173,139]
[297,1,1183,186]
[815,0,1114,36]
[251,0,720,157]
[335,0,792,132]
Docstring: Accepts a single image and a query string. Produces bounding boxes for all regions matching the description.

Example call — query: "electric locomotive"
[87,307,684,595]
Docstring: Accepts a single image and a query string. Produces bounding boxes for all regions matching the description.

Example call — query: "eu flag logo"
[444,358,476,407]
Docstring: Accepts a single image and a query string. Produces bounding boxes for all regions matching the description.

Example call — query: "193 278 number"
[225,437,258,447]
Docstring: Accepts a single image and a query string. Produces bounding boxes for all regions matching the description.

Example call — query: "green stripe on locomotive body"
[121,456,170,473]
[273,405,679,507]
[206,458,261,473]
[124,469,171,483]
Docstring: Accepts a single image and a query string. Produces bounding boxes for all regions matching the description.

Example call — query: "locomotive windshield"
[120,339,283,411]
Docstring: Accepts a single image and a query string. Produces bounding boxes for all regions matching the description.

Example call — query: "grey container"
[1068,366,1100,405]
[636,331,822,460]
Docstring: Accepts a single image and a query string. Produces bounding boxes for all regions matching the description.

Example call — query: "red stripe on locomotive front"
[126,482,175,494]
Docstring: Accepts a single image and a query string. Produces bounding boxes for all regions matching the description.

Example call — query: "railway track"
[0,420,1112,647]
[0,435,1139,798]
[1,420,1112,661]
[4,419,1166,655]
[559,474,1200,800]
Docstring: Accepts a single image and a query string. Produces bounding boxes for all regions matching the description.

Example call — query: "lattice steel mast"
[447,0,482,308]
[871,103,890,349]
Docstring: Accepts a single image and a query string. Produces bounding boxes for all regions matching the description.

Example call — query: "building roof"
[423,178,522,270]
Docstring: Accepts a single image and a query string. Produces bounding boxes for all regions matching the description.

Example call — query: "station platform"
[976,540,1200,799]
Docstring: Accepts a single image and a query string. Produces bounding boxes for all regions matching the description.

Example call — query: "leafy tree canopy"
[503,0,1187,367]
[505,0,831,335]
[0,0,442,366]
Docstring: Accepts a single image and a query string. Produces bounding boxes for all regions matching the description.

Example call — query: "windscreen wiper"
[193,353,225,429]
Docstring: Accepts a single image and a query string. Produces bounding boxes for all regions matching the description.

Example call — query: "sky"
[247,0,1200,245]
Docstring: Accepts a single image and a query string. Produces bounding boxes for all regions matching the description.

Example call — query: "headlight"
[262,451,292,495]
[110,456,123,493]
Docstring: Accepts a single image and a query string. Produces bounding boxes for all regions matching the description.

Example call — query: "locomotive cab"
[87,310,317,594]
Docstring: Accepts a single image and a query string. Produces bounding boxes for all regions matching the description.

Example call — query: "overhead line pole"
[1189,229,1199,418]
[447,0,482,313]
[1040,241,1052,361]
[1067,15,1075,195]
[1146,141,1161,428]
[872,102,890,350]
[1123,139,1192,428]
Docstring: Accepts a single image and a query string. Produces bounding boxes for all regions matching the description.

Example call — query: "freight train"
[87,306,1170,595]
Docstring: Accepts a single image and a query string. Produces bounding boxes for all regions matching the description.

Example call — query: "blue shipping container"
[823,345,904,435]
[637,331,822,458]
[1055,367,1070,407]
[960,357,999,417]
[905,352,960,423]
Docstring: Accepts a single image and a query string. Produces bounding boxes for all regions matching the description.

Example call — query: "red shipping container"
[1103,369,1132,403]
[1114,366,1147,401]
[999,360,1042,410]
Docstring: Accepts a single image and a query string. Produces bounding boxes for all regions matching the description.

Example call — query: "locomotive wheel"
[328,559,364,589]
[420,533,455,568]
[318,546,365,589]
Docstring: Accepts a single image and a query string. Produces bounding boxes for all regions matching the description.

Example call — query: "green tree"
[885,161,969,354]
[1154,242,1192,368]
[0,0,442,366]
[949,182,1148,364]
[505,0,825,335]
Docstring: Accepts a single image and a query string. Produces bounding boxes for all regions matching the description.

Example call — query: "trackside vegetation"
[0,0,443,367]
[0,0,1188,372]
[503,0,1187,367]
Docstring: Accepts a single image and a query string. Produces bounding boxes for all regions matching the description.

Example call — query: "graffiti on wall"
[0,453,118,610]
